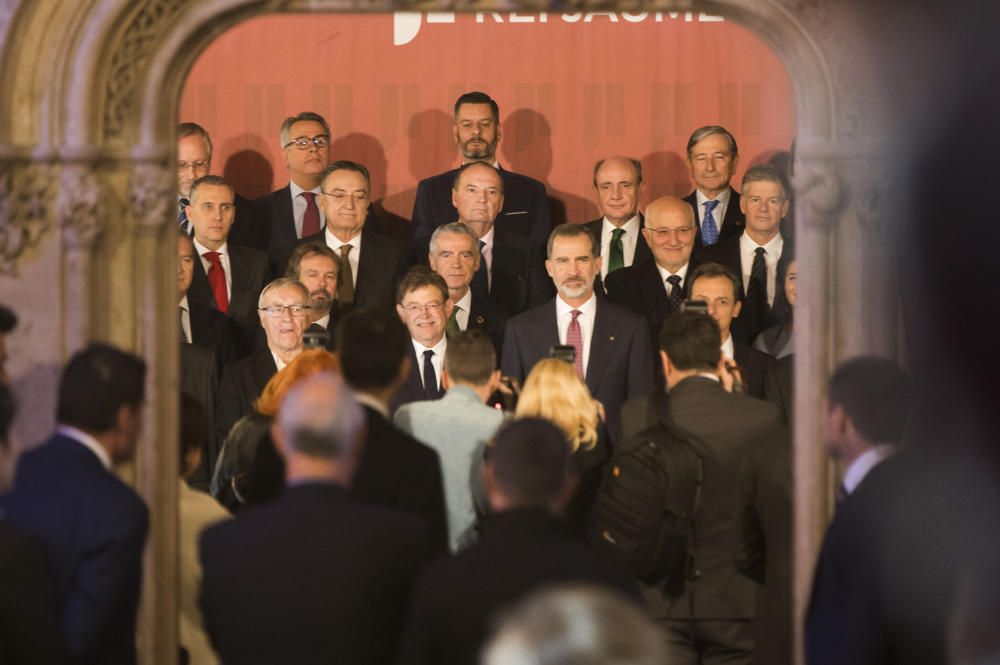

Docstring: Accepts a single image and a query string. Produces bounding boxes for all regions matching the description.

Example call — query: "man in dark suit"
[500,223,655,440]
[651,312,786,665]
[0,344,149,664]
[682,125,746,254]
[585,156,652,294]
[337,308,449,553]
[200,371,430,665]
[284,241,341,350]
[185,175,270,352]
[427,222,506,354]
[255,111,332,263]
[391,268,452,413]
[699,164,792,345]
[178,231,238,369]
[410,91,551,253]
[605,195,700,382]
[176,122,263,251]
[288,160,405,312]
[215,278,310,442]
[397,418,637,665]
[689,262,773,399]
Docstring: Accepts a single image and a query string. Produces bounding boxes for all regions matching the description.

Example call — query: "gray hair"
[741,163,791,200]
[257,277,309,308]
[686,125,739,159]
[429,222,481,255]
[279,111,331,149]
[483,585,667,665]
[277,372,364,459]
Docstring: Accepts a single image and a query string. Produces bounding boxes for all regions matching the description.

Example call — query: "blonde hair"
[254,349,340,417]
[515,359,598,453]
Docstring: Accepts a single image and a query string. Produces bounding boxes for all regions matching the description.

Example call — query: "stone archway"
[0,1,893,663]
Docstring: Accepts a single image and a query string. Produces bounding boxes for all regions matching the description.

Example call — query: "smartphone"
[549,344,576,364]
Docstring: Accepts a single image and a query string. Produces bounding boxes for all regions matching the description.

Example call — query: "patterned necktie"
[422,349,440,398]
[338,244,355,307]
[203,251,229,315]
[301,191,321,237]
[445,305,461,338]
[746,246,768,333]
[567,309,584,379]
[702,199,720,245]
[178,198,190,235]
[471,240,488,298]
[608,227,625,273]
[666,274,684,313]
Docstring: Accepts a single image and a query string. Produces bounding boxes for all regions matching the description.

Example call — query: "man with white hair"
[199,372,430,665]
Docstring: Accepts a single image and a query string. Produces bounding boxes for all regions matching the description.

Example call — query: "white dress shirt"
[479,226,495,289]
[739,232,784,305]
[314,313,331,329]
[56,424,112,470]
[599,215,641,280]
[454,289,472,331]
[271,352,288,372]
[412,335,447,390]
[290,181,325,239]
[721,333,735,361]
[555,293,597,377]
[193,239,233,301]
[696,187,732,233]
[843,444,895,494]
[179,295,192,344]
[324,227,362,288]
[654,261,690,298]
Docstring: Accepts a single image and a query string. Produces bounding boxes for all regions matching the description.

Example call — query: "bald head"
[277,372,364,461]
[641,196,697,273]
[593,156,644,226]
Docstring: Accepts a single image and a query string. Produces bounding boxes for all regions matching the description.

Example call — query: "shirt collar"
[193,238,228,257]
[271,352,288,372]
[696,187,732,208]
[602,213,640,234]
[325,225,363,247]
[478,225,495,249]
[314,313,330,329]
[721,334,735,360]
[56,424,112,470]
[179,294,190,310]
[412,334,448,357]
[556,292,597,319]
[355,392,390,419]
[740,230,784,254]
[455,288,472,313]
[655,261,690,284]
[289,180,321,199]
[843,444,895,494]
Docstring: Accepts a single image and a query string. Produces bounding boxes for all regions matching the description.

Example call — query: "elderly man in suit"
[651,311,786,665]
[584,156,651,293]
[500,223,654,440]
[410,91,551,253]
[200,371,430,665]
[185,175,270,353]
[0,344,149,664]
[682,125,746,253]
[394,330,505,552]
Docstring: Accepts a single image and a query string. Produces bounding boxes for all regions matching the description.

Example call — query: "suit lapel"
[252,349,278,392]
[276,186,295,246]
[354,230,377,302]
[189,257,218,311]
[634,212,653,265]
[638,260,670,320]
[585,300,617,394]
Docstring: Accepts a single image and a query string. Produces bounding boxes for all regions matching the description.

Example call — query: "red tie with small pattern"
[203,251,229,315]
[301,191,321,237]
[567,309,584,379]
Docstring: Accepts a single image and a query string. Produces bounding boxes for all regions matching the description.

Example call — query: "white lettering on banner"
[393,11,724,46]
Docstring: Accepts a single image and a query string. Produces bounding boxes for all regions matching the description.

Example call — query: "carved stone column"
[0,158,52,276]
[58,161,104,355]
[130,158,180,665]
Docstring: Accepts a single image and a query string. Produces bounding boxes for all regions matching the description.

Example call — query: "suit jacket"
[733,340,773,400]
[255,184,297,262]
[200,482,429,665]
[0,520,62,665]
[618,389,672,442]
[391,343,445,414]
[396,508,638,665]
[764,353,794,425]
[187,244,270,352]
[215,348,276,444]
[698,235,791,344]
[0,434,148,664]
[227,193,268,253]
[500,297,655,440]
[466,292,506,357]
[181,343,219,492]
[188,299,240,369]
[649,376,785,620]
[410,165,551,255]
[294,227,406,312]
[683,187,746,254]
[585,214,653,295]
[351,405,449,554]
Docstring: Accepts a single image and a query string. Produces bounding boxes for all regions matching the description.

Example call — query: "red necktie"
[301,191,321,237]
[567,309,584,379]
[203,251,229,315]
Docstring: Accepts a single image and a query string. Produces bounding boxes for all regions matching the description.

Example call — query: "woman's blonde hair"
[254,349,340,417]
[515,359,598,452]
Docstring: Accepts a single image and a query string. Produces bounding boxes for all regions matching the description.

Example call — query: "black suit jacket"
[188,299,240,367]
[181,343,219,492]
[764,353,794,425]
[585,214,653,295]
[396,509,638,665]
[256,184,297,260]
[410,165,551,254]
[0,435,148,664]
[467,292,506,358]
[216,348,277,444]
[200,483,429,665]
[390,343,444,414]
[500,298,655,440]
[226,193,269,253]
[683,187,746,254]
[351,405,449,554]
[733,340,773,400]
[188,244,270,352]
[650,376,785,620]
[0,521,62,665]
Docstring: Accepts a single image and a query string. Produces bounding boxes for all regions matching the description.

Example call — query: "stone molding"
[0,159,52,275]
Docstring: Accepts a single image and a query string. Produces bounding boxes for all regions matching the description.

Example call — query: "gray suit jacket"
[394,386,508,552]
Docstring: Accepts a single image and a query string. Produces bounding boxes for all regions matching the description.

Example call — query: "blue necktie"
[178,198,191,236]
[702,199,720,245]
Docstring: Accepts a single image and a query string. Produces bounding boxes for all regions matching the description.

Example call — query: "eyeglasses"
[258,304,312,318]
[319,191,369,203]
[644,226,695,239]
[401,302,444,314]
[283,135,330,150]
[177,160,209,171]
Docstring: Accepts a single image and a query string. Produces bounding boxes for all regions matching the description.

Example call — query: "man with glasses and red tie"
[256,112,332,266]
[184,175,270,355]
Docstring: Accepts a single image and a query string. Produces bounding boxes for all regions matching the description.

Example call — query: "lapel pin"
[609,336,615,341]
[476,316,485,324]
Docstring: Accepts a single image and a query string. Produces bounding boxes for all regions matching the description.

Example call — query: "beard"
[310,291,333,314]
[557,277,590,300]
[460,137,497,161]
